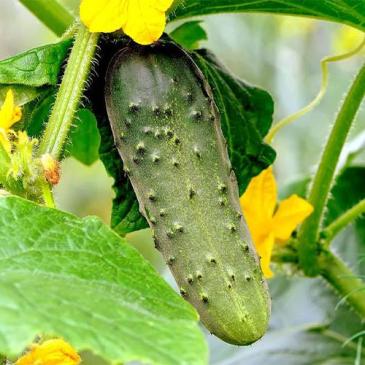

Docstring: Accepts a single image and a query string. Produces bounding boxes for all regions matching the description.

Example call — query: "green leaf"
[325,167,365,240]
[67,109,101,166]
[192,49,276,193]
[0,39,72,87]
[24,89,57,137]
[0,85,46,106]
[98,115,148,235]
[0,196,207,365]
[170,21,208,50]
[171,0,365,33]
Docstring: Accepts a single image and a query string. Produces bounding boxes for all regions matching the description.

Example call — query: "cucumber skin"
[105,40,271,345]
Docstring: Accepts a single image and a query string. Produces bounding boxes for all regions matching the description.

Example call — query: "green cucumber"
[105,40,270,345]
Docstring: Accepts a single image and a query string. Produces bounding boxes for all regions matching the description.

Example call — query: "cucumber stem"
[38,24,99,159]
[19,0,74,36]
[298,62,365,276]
[318,250,365,319]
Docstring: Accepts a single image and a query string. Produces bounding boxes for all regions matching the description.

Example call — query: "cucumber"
[105,40,270,345]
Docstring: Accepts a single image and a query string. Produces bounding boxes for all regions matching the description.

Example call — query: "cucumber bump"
[105,39,271,345]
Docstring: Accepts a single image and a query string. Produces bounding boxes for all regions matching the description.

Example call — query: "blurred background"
[1,1,364,364]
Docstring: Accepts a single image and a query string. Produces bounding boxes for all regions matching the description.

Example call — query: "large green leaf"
[0,39,72,87]
[171,0,365,32]
[193,49,276,193]
[0,196,207,365]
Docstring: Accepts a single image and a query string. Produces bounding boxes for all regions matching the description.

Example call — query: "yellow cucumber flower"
[0,89,22,153]
[240,167,313,278]
[16,339,80,365]
[80,0,174,45]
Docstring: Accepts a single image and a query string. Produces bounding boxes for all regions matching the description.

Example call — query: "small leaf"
[98,114,148,235]
[170,20,208,50]
[325,167,365,240]
[0,39,72,87]
[24,89,57,137]
[171,0,365,33]
[67,109,101,166]
[0,84,46,106]
[0,196,207,365]
[193,49,276,193]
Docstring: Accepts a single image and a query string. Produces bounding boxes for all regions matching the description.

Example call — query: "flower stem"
[19,0,74,37]
[318,250,365,319]
[323,199,365,242]
[38,24,99,159]
[298,62,365,276]
[41,182,56,208]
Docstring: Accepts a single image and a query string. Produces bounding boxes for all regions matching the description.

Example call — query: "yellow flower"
[0,89,22,153]
[240,167,313,278]
[80,0,174,45]
[16,339,80,365]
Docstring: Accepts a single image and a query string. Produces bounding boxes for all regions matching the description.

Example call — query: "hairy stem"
[298,62,365,276]
[318,250,365,319]
[38,25,99,159]
[273,244,365,318]
[19,0,74,37]
[41,182,56,208]
[323,199,365,242]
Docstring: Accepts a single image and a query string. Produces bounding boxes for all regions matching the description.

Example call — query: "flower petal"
[272,194,314,242]
[123,0,173,45]
[240,167,277,240]
[0,128,11,154]
[80,0,128,33]
[0,90,17,131]
[80,0,173,45]
[16,339,80,365]
[255,233,275,279]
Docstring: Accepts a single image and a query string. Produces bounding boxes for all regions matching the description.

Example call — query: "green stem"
[38,25,99,159]
[298,62,365,276]
[41,182,56,208]
[318,250,365,319]
[19,0,74,37]
[323,199,365,242]
[273,245,365,320]
[355,337,363,365]
[271,245,298,264]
